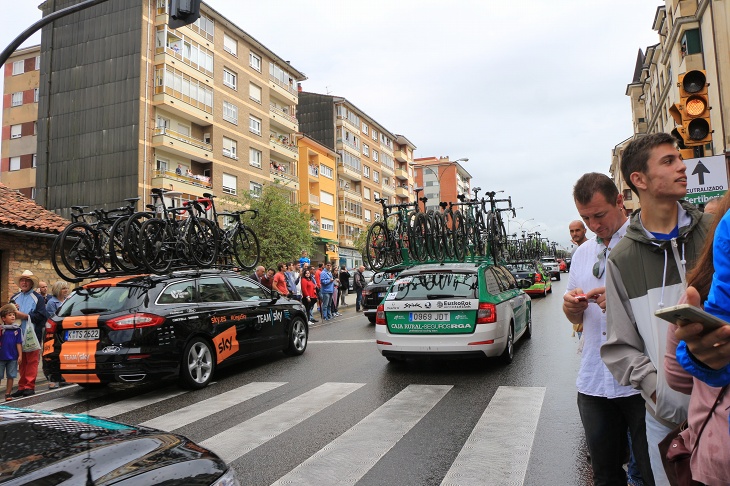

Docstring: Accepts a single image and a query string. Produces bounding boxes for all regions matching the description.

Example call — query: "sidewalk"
[1,357,50,396]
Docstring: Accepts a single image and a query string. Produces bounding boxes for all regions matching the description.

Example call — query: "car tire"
[284,317,308,356]
[525,310,533,339]
[542,286,547,298]
[367,315,376,324]
[499,323,514,365]
[179,337,215,389]
[547,284,552,294]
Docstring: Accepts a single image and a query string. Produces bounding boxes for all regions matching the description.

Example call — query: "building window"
[10,125,21,139]
[156,157,168,171]
[623,189,633,201]
[320,164,333,179]
[363,187,371,200]
[249,52,262,72]
[363,166,370,178]
[223,101,238,124]
[321,191,334,206]
[222,136,237,159]
[250,147,262,168]
[362,123,368,134]
[35,56,40,71]
[223,68,237,89]
[31,187,36,199]
[321,218,334,232]
[12,60,23,75]
[223,34,237,56]
[250,181,262,198]
[372,150,379,162]
[11,92,22,106]
[372,130,377,141]
[222,173,237,195]
[249,83,262,103]
[9,157,20,171]
[373,170,379,183]
[249,115,261,135]
[34,88,38,102]
[373,191,380,201]
[364,209,371,222]
[32,154,37,168]
[363,144,369,157]
[33,122,37,135]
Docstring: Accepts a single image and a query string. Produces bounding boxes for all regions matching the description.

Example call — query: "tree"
[229,185,313,269]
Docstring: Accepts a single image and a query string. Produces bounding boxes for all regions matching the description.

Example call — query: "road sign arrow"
[692,160,710,185]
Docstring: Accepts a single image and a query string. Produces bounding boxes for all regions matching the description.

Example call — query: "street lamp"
[514,218,534,235]
[505,209,524,235]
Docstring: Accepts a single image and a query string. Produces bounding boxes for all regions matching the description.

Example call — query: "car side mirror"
[517,279,532,289]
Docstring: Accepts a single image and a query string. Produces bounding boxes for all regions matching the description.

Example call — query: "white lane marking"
[29,390,109,411]
[140,382,287,431]
[308,340,374,344]
[86,388,188,418]
[201,382,365,464]
[272,384,452,486]
[441,386,546,486]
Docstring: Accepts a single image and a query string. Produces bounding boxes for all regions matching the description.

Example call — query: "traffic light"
[168,0,202,29]
[675,70,712,147]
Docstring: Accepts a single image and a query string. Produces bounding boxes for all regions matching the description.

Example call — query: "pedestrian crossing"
[17,382,547,485]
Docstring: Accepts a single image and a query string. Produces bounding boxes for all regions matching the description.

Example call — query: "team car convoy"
[43,270,308,389]
[505,260,552,297]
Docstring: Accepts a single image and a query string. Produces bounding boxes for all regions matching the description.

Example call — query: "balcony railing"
[153,127,212,152]
[338,138,359,152]
[309,194,319,205]
[310,221,320,234]
[269,103,297,124]
[270,167,299,184]
[270,75,298,96]
[154,169,212,189]
[269,136,298,154]
[342,187,362,199]
[308,165,319,178]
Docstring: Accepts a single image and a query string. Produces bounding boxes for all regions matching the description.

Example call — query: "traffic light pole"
[0,0,110,68]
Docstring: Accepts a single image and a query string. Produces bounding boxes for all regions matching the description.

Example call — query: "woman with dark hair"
[664,193,730,485]
[300,269,318,324]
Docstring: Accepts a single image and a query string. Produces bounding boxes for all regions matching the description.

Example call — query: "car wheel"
[542,286,547,298]
[179,337,215,389]
[284,317,308,356]
[499,323,515,365]
[367,315,376,324]
[547,283,552,294]
[525,309,533,339]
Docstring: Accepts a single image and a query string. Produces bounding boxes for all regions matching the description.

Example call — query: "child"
[0,304,24,401]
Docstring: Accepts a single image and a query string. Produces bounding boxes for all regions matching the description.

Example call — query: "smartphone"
[575,294,596,303]
[654,304,730,332]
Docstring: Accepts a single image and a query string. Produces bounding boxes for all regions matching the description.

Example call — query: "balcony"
[309,194,319,206]
[337,160,361,179]
[396,186,409,198]
[394,167,408,180]
[269,74,298,103]
[381,184,395,196]
[379,142,393,155]
[270,166,299,190]
[308,164,319,179]
[269,103,298,132]
[338,235,355,247]
[153,66,214,126]
[309,220,320,235]
[336,138,361,158]
[394,149,408,163]
[151,169,212,197]
[338,210,363,226]
[336,115,360,134]
[269,137,299,162]
[340,187,362,201]
[152,127,212,163]
[380,163,394,176]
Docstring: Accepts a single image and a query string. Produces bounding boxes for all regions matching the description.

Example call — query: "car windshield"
[506,263,534,272]
[388,273,478,300]
[58,286,147,317]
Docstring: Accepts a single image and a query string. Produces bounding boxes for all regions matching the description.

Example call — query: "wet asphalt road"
[17,275,594,485]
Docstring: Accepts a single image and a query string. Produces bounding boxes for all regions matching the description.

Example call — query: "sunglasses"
[593,247,608,279]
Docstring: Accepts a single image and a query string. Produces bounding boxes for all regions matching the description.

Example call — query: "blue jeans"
[355,288,363,311]
[577,392,655,486]
[321,292,332,319]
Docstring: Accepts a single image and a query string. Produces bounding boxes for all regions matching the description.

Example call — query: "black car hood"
[0,407,227,485]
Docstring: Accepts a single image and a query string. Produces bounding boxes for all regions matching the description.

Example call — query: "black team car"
[362,272,398,323]
[43,270,308,389]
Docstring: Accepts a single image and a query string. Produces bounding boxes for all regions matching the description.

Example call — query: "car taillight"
[375,304,386,325]
[476,302,496,324]
[46,318,57,337]
[106,313,165,330]
[534,273,542,283]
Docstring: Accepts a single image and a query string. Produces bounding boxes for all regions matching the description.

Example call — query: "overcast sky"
[1,1,662,248]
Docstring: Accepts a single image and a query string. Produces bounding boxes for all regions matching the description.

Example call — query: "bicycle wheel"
[122,212,153,269]
[431,211,446,262]
[188,218,219,268]
[453,211,467,261]
[408,213,428,262]
[50,234,82,282]
[59,222,99,277]
[139,219,173,274]
[365,222,389,271]
[109,216,138,272]
[442,211,454,259]
[493,214,508,263]
[232,226,260,270]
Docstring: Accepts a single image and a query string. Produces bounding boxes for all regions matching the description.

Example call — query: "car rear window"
[389,273,478,300]
[58,286,147,317]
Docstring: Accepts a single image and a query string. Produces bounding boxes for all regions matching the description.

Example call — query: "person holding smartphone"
[563,173,654,486]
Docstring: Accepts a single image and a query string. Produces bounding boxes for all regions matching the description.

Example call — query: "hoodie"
[601,201,712,426]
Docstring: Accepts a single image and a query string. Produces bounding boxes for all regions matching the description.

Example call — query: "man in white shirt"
[563,173,654,486]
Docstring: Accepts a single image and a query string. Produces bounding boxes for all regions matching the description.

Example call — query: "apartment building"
[412,156,472,211]
[612,1,730,207]
[33,0,305,215]
[393,134,417,205]
[297,92,413,265]
[1,46,40,199]
[297,134,339,265]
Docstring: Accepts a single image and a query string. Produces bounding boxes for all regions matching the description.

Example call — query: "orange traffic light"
[675,70,712,146]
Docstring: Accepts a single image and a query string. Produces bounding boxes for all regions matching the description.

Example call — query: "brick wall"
[0,232,60,304]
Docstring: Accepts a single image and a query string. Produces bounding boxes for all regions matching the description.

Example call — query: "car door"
[491,266,528,335]
[226,276,286,353]
[196,276,245,365]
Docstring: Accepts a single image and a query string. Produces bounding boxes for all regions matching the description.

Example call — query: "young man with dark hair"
[602,133,712,485]
[563,172,654,486]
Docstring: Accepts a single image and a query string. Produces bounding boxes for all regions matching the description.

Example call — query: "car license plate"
[409,312,450,322]
[65,329,100,341]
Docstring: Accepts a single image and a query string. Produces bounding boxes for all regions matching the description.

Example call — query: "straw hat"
[15,270,39,289]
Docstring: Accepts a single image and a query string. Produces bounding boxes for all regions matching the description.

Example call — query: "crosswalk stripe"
[441,386,545,486]
[272,384,453,486]
[201,382,365,463]
[140,382,287,431]
[85,388,188,418]
[30,390,109,411]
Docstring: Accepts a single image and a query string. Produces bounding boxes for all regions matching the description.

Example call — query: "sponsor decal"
[394,277,412,285]
[43,338,54,356]
[388,322,474,334]
[384,300,479,311]
[386,292,398,301]
[391,314,406,321]
[436,301,443,309]
[59,341,98,370]
[213,325,239,364]
[403,302,423,309]
[211,315,228,325]
[454,314,469,321]
[424,302,432,309]
[258,310,283,325]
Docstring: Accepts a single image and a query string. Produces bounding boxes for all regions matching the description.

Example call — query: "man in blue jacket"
[319,263,334,320]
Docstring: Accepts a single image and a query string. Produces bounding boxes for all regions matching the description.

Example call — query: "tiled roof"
[0,183,68,234]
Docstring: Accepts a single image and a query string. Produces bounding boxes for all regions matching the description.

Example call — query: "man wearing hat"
[9,270,47,397]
